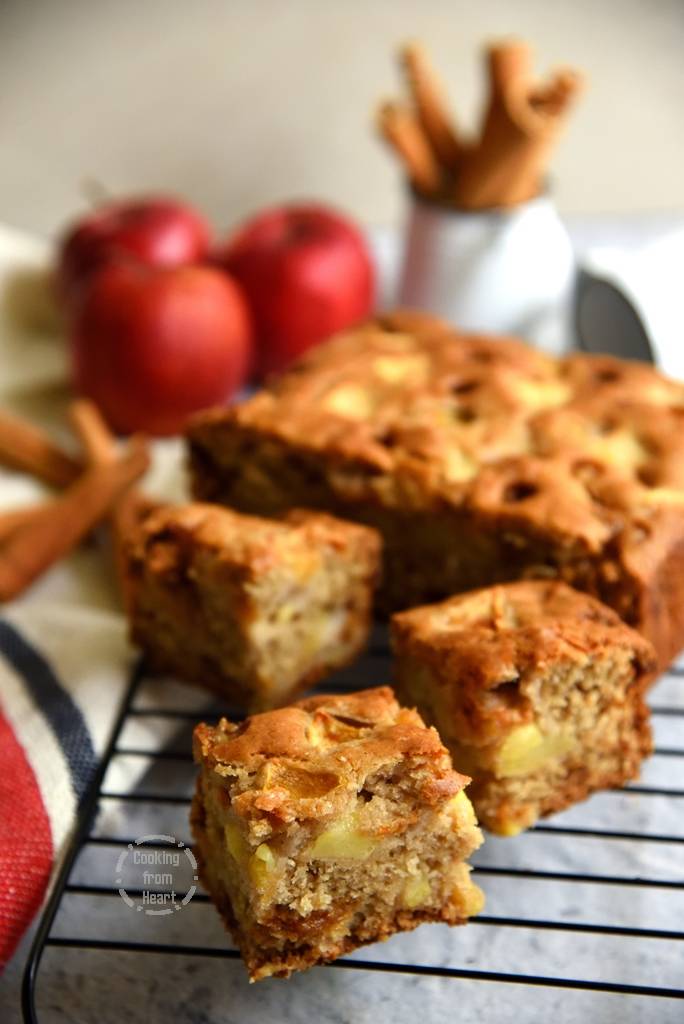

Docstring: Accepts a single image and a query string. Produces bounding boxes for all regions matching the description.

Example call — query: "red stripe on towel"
[0,709,53,968]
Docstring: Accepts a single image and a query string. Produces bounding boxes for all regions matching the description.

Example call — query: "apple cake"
[391,580,655,835]
[187,310,684,672]
[123,502,380,711]
[191,686,484,980]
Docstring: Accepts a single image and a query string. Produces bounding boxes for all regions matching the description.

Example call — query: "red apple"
[57,196,212,309]
[216,203,375,376]
[71,263,252,436]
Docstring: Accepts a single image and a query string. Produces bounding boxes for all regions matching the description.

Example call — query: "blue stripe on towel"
[0,618,97,803]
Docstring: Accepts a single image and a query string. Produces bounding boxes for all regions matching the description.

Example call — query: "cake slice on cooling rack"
[122,502,380,712]
[391,580,656,835]
[187,311,684,674]
[191,686,484,980]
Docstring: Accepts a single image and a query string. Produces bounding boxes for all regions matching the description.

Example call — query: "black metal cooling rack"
[21,633,684,1024]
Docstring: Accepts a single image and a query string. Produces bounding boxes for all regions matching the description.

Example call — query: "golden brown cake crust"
[193,686,469,818]
[187,312,684,669]
[189,315,684,535]
[391,580,657,693]
[128,502,379,581]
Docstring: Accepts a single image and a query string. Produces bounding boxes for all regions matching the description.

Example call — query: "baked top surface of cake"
[193,686,469,821]
[190,313,684,552]
[130,502,378,580]
[392,579,657,692]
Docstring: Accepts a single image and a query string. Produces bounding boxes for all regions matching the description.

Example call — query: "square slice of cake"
[187,311,684,671]
[391,581,655,836]
[123,503,381,711]
[191,686,484,980]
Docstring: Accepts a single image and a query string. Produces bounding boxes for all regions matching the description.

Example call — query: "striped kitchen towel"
[0,603,133,967]
[0,222,192,970]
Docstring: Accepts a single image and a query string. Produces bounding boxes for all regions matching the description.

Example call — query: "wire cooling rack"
[22,629,684,1024]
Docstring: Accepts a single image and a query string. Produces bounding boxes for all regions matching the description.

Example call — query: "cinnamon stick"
[69,400,154,534]
[69,399,118,467]
[377,101,443,195]
[452,40,584,209]
[69,400,155,606]
[377,37,583,210]
[0,505,50,543]
[0,409,81,488]
[0,439,149,602]
[400,42,462,170]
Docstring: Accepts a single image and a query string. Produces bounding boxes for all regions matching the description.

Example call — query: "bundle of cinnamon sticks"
[377,38,584,210]
[0,404,150,603]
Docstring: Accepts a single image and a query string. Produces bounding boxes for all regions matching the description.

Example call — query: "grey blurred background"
[2,0,683,239]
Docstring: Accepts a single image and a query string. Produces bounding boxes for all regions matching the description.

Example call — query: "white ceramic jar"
[397,192,576,356]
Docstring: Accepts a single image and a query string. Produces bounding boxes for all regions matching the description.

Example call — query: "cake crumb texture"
[191,686,484,980]
[123,502,381,710]
[392,580,655,834]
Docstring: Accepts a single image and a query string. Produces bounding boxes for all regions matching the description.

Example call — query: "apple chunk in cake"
[190,686,484,980]
[392,581,655,836]
[123,503,380,711]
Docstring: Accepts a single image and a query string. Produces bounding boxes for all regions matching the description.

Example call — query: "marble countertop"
[15,639,684,1024]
